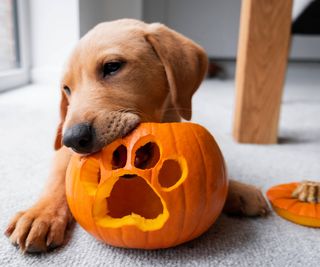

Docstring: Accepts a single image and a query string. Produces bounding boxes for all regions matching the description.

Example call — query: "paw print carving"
[79,134,187,231]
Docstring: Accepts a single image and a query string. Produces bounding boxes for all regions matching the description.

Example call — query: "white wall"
[143,0,166,23]
[103,0,142,23]
[30,0,80,84]
[30,0,144,85]
[79,0,143,36]
[143,0,320,60]
[29,0,320,85]
[165,0,241,59]
[79,0,106,37]
[291,36,320,60]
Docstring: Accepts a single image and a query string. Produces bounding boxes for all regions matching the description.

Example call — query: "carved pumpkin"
[267,181,320,227]
[66,122,228,249]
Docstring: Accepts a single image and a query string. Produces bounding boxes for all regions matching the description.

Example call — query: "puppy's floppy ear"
[145,23,208,120]
[54,91,68,150]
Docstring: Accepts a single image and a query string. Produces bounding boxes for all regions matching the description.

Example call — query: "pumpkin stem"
[292,181,320,203]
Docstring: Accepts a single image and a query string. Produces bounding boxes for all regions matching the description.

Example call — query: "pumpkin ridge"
[186,126,208,240]
[168,124,187,244]
[267,187,299,210]
[284,199,300,212]
[272,198,298,210]
[190,126,228,238]
[267,190,293,201]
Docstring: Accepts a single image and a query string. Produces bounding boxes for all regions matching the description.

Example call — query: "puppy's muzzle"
[63,123,95,154]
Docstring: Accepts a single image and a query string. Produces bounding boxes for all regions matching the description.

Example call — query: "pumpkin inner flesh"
[80,158,100,196]
[107,175,163,219]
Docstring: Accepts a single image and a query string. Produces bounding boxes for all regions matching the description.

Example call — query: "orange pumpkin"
[267,182,320,227]
[66,122,228,249]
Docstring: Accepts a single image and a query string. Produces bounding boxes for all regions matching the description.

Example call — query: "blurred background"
[0,0,319,90]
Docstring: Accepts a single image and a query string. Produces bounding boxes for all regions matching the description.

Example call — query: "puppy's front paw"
[223,180,270,217]
[4,199,73,253]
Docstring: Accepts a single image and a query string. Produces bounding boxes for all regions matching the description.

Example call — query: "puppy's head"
[55,19,208,154]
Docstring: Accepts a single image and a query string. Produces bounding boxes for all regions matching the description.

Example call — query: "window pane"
[0,0,19,71]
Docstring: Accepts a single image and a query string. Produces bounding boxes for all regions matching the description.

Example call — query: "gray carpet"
[1,63,320,266]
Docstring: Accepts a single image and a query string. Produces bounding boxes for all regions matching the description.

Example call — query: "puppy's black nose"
[62,123,95,153]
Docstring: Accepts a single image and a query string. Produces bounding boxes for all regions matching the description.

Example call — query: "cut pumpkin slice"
[267,182,320,228]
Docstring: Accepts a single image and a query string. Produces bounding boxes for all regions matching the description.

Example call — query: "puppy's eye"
[63,86,71,96]
[103,61,123,77]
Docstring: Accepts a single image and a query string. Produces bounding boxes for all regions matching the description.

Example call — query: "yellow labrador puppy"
[5,19,268,253]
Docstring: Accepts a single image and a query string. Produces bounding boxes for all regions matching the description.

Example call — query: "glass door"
[0,0,30,92]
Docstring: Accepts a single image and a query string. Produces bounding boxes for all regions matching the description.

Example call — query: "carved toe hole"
[112,145,127,170]
[134,142,160,169]
[158,159,182,188]
[107,175,163,219]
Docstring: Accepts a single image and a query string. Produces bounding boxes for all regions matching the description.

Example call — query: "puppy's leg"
[223,180,270,216]
[5,147,73,253]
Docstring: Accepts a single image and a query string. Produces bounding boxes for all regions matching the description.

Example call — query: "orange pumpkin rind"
[66,122,228,249]
[267,182,320,228]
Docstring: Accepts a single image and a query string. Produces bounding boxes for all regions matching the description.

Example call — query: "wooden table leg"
[233,0,293,144]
